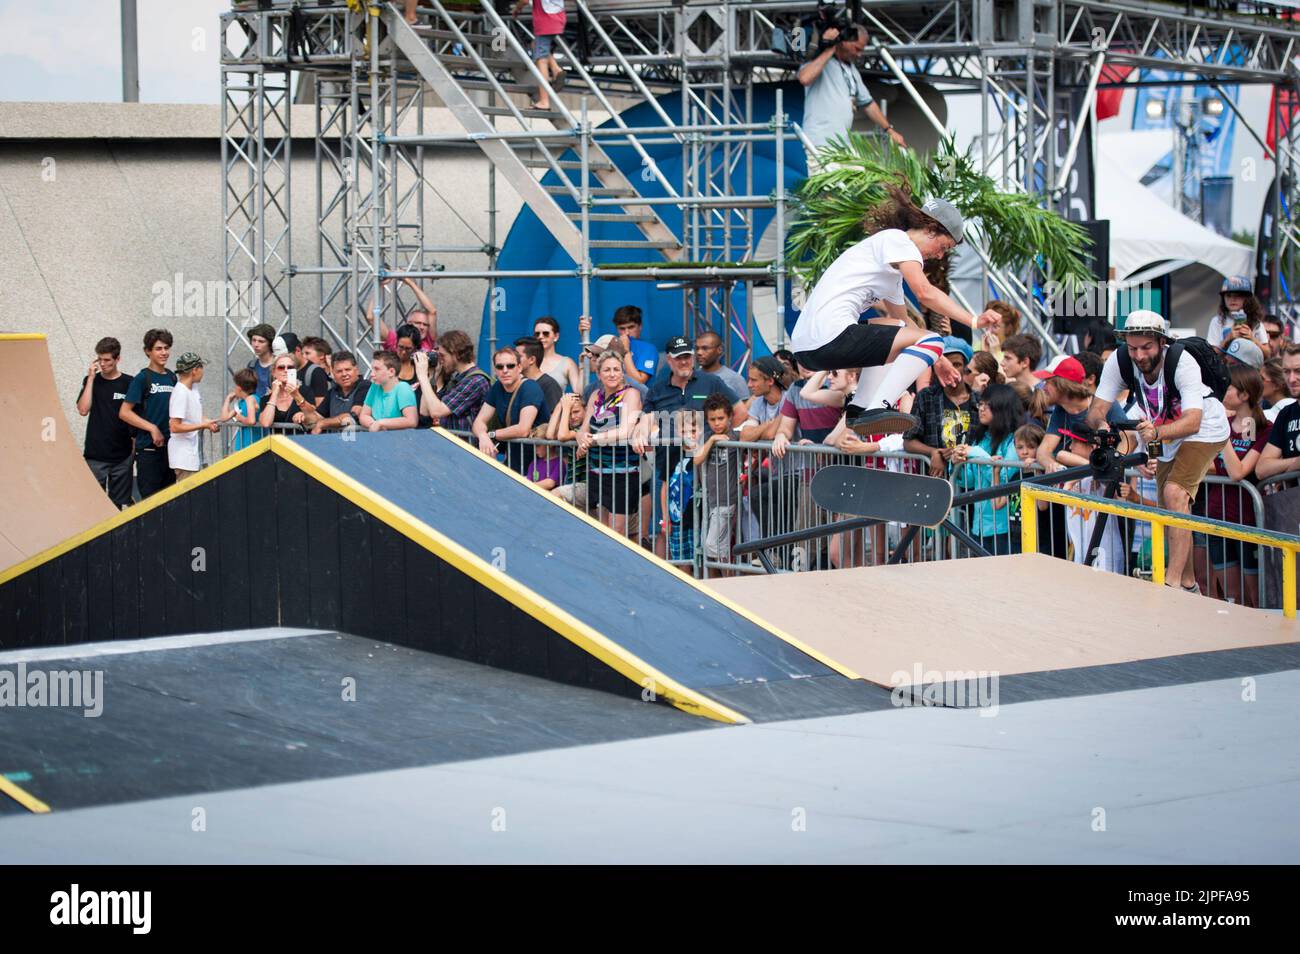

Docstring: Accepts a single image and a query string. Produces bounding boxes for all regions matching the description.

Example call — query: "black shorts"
[794,322,902,373]
[592,471,639,515]
[1208,535,1261,573]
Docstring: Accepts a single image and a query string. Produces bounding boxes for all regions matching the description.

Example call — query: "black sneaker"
[848,406,919,437]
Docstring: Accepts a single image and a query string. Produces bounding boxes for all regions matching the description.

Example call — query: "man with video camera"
[1085,310,1231,594]
[797,16,904,159]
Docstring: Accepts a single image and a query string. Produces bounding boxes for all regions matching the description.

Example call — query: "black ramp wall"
[0,434,891,723]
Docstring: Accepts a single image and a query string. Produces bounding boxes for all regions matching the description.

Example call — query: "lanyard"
[1135,366,1167,420]
[840,60,857,99]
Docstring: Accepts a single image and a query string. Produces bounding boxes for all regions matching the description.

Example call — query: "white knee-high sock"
[859,333,943,409]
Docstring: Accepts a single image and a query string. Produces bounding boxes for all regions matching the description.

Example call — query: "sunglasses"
[535,330,554,337]
[495,362,518,370]
[275,364,294,370]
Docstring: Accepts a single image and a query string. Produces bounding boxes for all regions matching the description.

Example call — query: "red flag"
[1095,63,1135,122]
[1267,83,1300,156]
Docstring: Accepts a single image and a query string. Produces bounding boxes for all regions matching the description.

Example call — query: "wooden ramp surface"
[0,334,116,572]
[707,554,1299,688]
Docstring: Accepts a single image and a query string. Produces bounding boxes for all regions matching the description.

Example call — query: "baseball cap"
[583,334,617,354]
[1224,337,1265,369]
[941,336,973,363]
[1220,275,1253,295]
[920,197,965,244]
[753,356,786,379]
[1033,354,1087,383]
[175,352,204,373]
[1120,309,1169,339]
[271,335,289,357]
[665,336,693,357]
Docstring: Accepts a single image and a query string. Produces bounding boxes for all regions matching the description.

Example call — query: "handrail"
[550,33,681,201]
[1020,482,1300,618]
[397,1,581,203]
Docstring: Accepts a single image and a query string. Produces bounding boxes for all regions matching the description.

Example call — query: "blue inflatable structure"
[478,82,810,365]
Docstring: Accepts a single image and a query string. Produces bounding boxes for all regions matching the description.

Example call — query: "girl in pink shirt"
[513,0,567,110]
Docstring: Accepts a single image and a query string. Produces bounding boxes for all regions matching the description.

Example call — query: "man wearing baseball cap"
[168,352,220,480]
[1086,309,1230,594]
[632,335,745,557]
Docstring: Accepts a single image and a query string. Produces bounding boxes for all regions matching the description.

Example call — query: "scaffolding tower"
[220,0,1300,376]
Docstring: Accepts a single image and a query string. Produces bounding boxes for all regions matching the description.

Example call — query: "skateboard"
[810,465,953,527]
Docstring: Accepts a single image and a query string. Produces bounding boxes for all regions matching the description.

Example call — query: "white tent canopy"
[1096,132,1252,281]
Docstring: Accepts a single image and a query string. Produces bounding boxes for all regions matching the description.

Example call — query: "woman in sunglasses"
[533,316,581,394]
[258,356,313,431]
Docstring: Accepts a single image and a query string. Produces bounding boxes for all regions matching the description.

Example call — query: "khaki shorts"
[1155,440,1220,504]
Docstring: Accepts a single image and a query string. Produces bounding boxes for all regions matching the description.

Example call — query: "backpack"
[1116,337,1230,418]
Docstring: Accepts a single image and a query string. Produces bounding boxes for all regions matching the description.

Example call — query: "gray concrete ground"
[3,652,1296,863]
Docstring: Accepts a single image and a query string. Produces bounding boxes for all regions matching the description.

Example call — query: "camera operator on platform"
[797,22,905,163]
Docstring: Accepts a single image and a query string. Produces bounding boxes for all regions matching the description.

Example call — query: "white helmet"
[1120,309,1169,339]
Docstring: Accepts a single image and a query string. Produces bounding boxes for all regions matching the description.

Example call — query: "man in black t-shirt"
[1258,344,1300,481]
[309,350,371,432]
[121,329,179,499]
[76,336,135,508]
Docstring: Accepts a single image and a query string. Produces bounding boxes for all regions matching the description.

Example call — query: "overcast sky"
[0,0,228,104]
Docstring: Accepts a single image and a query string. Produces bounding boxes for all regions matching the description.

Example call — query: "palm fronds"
[786,134,1093,293]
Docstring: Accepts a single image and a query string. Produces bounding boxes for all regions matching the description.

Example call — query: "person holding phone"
[258,355,311,431]
[76,336,135,508]
[1208,275,1269,350]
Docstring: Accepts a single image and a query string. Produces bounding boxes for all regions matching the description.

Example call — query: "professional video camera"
[813,1,859,50]
[1059,420,1144,484]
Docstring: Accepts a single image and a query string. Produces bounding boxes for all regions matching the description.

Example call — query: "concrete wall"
[0,103,535,449]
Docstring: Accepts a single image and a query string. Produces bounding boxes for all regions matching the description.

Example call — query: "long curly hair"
[1218,290,1266,329]
[862,185,954,331]
[861,184,950,238]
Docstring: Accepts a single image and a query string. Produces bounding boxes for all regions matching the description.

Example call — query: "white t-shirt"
[1206,314,1270,349]
[791,230,922,353]
[1096,348,1230,461]
[168,381,203,471]
[1266,397,1295,424]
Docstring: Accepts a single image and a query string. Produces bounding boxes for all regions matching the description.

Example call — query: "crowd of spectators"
[77,288,1300,604]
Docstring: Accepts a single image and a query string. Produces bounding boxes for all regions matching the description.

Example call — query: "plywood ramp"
[707,554,1299,688]
[0,334,117,572]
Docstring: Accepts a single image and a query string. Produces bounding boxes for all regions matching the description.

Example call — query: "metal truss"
[221,9,293,374]
[221,0,1300,369]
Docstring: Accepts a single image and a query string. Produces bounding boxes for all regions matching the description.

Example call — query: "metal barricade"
[947,457,1039,561]
[695,440,931,578]
[196,420,1287,597]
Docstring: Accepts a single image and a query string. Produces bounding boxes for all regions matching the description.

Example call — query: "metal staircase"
[382,0,684,264]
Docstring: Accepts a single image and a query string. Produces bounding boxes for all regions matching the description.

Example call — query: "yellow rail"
[1020,483,1300,619]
